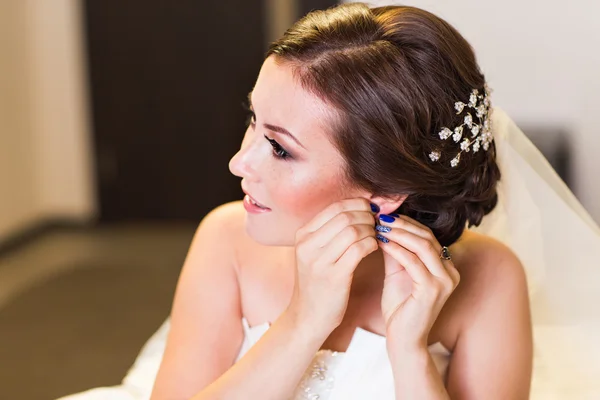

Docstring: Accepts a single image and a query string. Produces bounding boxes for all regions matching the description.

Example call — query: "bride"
[61,3,600,400]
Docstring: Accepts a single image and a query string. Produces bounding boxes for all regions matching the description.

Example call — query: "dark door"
[84,1,265,221]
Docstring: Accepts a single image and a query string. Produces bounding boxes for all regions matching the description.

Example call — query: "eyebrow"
[247,91,307,150]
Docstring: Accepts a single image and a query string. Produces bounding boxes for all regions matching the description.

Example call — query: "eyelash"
[242,101,292,161]
[265,135,291,160]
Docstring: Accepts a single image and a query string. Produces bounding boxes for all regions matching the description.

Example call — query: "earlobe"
[369,193,408,217]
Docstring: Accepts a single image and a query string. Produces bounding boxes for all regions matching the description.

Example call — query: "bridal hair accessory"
[428,84,494,167]
[440,246,451,260]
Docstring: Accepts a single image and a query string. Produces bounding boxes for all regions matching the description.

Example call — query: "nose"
[228,129,262,180]
[228,150,249,179]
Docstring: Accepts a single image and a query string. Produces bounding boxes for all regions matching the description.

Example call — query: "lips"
[249,195,269,209]
[242,187,270,209]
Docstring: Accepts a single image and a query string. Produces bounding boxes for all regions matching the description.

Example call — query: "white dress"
[58,316,450,400]
[237,317,451,400]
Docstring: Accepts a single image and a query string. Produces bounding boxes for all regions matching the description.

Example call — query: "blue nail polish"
[379,214,395,223]
[375,224,392,233]
[376,234,389,243]
[370,203,380,213]
[390,213,400,218]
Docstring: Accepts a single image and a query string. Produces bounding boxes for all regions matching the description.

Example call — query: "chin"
[244,216,295,247]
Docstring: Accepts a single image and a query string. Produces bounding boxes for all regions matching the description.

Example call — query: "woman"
[150,3,533,399]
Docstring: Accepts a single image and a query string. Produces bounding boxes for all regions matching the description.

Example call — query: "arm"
[150,202,329,400]
[387,339,449,400]
[149,202,245,399]
[375,213,532,399]
[386,241,532,399]
[191,309,327,400]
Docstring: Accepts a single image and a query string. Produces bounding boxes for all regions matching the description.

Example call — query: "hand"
[375,214,460,348]
[285,198,378,337]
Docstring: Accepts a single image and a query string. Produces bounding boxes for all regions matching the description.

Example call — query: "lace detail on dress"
[291,350,345,400]
[239,317,451,399]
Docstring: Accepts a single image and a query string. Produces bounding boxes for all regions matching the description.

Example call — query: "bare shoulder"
[442,234,533,398]
[201,200,279,267]
[446,230,530,330]
[194,200,255,265]
[200,200,246,236]
[153,201,291,398]
[453,230,527,292]
[151,200,250,398]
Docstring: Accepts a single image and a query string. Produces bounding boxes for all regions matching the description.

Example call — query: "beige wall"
[0,0,97,242]
[0,2,40,241]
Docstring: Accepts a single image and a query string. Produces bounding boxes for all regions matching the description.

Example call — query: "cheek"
[277,182,336,216]
[246,162,350,247]
[274,172,348,229]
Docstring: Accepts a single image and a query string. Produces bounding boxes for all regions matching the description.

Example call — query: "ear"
[368,193,408,216]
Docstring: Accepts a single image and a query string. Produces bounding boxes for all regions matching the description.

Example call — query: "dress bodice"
[236,317,451,400]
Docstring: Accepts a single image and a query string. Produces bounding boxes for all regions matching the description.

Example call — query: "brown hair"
[266,3,500,246]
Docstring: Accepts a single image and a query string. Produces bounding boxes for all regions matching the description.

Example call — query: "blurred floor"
[0,222,197,400]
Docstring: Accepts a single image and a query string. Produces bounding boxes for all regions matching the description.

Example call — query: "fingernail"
[370,203,380,213]
[376,234,389,243]
[378,214,395,223]
[390,213,400,218]
[375,224,391,233]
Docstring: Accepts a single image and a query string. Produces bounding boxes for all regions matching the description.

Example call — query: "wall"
[0,0,97,242]
[0,2,41,241]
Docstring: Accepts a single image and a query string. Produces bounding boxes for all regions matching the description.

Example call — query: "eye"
[242,100,292,161]
[265,135,291,160]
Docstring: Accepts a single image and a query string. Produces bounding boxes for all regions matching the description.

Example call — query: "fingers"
[444,260,461,287]
[393,214,432,234]
[294,198,378,272]
[379,214,442,254]
[377,214,459,288]
[314,209,376,249]
[379,240,430,284]
[320,223,375,264]
[298,199,376,265]
[378,225,447,279]
[299,198,373,235]
[336,235,379,273]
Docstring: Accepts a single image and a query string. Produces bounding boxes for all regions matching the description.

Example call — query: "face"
[228,56,360,246]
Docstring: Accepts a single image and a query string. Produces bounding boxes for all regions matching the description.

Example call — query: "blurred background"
[0,0,598,399]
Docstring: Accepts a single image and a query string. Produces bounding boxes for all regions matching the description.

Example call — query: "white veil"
[58,108,600,399]
[471,107,600,398]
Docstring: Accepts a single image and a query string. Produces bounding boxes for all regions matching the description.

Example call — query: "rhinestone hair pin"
[428,84,493,167]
